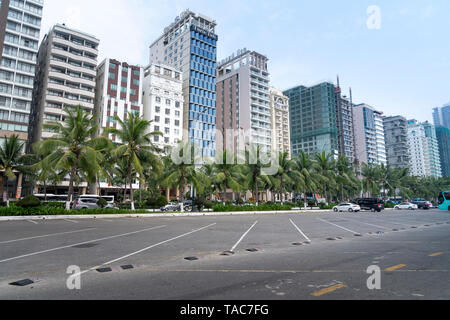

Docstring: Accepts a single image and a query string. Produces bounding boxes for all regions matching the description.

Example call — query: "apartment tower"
[149,9,217,158]
[28,24,99,148]
[270,87,290,157]
[0,0,43,144]
[216,49,271,154]
[383,115,410,169]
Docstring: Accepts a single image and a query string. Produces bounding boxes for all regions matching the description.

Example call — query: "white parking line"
[78,223,216,276]
[341,218,390,230]
[63,219,79,224]
[26,220,38,225]
[0,228,97,245]
[230,221,258,252]
[289,219,311,243]
[317,218,361,235]
[0,225,167,264]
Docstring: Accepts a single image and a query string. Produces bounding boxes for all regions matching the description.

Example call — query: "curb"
[0,210,333,221]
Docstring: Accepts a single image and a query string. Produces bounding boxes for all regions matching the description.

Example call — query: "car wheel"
[371,208,376,213]
[333,208,338,212]
[348,208,353,212]
[409,207,414,210]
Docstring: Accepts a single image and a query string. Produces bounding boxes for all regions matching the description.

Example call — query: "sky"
[40,0,450,122]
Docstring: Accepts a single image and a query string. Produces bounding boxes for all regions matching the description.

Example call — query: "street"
[0,209,449,300]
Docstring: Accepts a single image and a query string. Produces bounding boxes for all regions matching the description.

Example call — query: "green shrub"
[97,198,108,208]
[212,203,294,212]
[155,196,168,208]
[16,195,41,208]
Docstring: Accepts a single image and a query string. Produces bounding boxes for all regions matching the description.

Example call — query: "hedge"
[212,203,296,212]
[0,205,152,216]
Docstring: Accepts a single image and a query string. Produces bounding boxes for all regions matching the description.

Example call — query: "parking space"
[0,209,449,299]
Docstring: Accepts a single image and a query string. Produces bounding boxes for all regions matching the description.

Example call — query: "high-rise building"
[433,103,450,129]
[353,104,387,166]
[436,126,450,177]
[149,9,217,158]
[383,116,410,169]
[334,82,355,163]
[28,24,99,148]
[270,87,290,157]
[0,0,43,145]
[216,49,271,154]
[284,82,338,157]
[407,120,442,178]
[94,58,144,144]
[142,63,184,154]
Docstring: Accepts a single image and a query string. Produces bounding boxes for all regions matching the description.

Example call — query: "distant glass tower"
[149,10,218,158]
[433,104,450,130]
[436,126,450,177]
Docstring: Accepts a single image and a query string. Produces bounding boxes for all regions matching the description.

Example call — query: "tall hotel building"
[0,0,43,144]
[407,120,442,178]
[353,104,387,166]
[142,63,184,154]
[28,24,99,148]
[94,58,144,142]
[216,49,271,154]
[149,10,217,158]
[270,87,290,157]
[383,115,410,169]
[284,82,339,157]
[334,84,355,163]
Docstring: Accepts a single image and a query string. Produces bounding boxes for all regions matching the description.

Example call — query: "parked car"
[394,202,418,210]
[355,198,385,212]
[333,203,361,212]
[160,201,194,212]
[416,201,433,210]
[72,197,118,210]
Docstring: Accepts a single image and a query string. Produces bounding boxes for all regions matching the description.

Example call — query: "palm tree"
[160,143,207,210]
[293,151,318,208]
[105,112,162,211]
[335,155,355,201]
[37,106,110,205]
[212,150,244,200]
[314,152,336,204]
[271,151,296,203]
[0,135,26,205]
[361,163,380,197]
[241,145,272,204]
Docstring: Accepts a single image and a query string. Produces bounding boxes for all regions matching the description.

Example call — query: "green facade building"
[284,82,338,157]
[436,126,450,177]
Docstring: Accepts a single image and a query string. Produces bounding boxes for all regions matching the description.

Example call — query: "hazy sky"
[40,0,450,122]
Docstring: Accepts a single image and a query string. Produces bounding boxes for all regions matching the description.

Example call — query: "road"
[0,209,449,300]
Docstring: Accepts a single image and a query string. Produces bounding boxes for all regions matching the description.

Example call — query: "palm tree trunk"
[304,187,308,209]
[67,161,78,210]
[5,176,9,207]
[129,172,135,211]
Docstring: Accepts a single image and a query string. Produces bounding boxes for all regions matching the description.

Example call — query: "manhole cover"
[327,238,337,241]
[121,265,134,270]
[220,251,235,256]
[303,241,311,245]
[184,257,199,261]
[393,229,399,232]
[292,242,303,246]
[246,248,259,252]
[354,234,363,237]
[96,268,112,273]
[9,279,34,287]
[411,227,418,229]
[72,243,99,249]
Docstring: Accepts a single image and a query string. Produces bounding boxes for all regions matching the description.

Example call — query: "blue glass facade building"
[188,26,217,157]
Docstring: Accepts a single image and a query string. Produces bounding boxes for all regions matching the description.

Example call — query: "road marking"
[0,225,166,264]
[230,221,258,252]
[385,264,407,271]
[311,284,347,297]
[77,223,216,276]
[317,218,361,235]
[342,218,390,230]
[0,228,97,245]
[26,220,38,225]
[429,252,444,257]
[289,219,311,243]
[63,219,79,224]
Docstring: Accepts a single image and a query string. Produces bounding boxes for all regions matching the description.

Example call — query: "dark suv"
[354,198,385,212]
[416,201,433,210]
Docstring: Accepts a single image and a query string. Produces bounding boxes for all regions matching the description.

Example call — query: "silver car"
[73,197,118,210]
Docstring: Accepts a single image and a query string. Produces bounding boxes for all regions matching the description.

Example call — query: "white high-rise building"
[28,24,99,147]
[270,87,290,157]
[353,104,387,166]
[407,120,442,178]
[0,0,44,144]
[142,63,184,154]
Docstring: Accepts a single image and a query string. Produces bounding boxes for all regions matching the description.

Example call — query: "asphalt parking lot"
[0,209,449,300]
